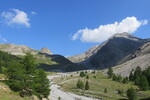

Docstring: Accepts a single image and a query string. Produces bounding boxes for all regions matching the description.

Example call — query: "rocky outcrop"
[40,48,52,55]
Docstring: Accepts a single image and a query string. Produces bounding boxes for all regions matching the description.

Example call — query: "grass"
[56,71,150,100]
[35,54,58,65]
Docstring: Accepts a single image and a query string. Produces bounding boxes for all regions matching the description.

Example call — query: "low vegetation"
[54,70,150,100]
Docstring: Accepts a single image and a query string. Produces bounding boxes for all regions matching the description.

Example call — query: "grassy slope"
[54,71,150,100]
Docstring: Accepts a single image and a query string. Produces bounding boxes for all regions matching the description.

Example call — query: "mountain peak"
[109,32,142,41]
[40,48,52,55]
[113,32,131,37]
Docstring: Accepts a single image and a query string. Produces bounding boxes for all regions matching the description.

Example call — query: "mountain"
[114,41,150,76]
[0,43,86,72]
[0,43,39,55]
[40,48,52,55]
[68,32,149,70]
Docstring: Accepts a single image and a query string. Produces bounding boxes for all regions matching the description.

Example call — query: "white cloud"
[72,16,148,43]
[31,11,37,15]
[1,9,30,27]
[0,35,7,42]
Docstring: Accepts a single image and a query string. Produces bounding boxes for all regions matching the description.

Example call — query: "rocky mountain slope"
[114,41,150,76]
[0,43,85,72]
[68,32,150,73]
[0,43,52,56]
[40,48,52,55]
[0,43,38,55]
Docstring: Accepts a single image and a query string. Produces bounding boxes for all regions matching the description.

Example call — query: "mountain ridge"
[68,32,150,75]
[0,43,52,56]
[0,43,86,72]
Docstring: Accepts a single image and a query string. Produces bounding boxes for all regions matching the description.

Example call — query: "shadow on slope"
[38,52,86,72]
[81,37,145,69]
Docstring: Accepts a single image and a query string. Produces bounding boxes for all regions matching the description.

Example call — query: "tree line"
[107,66,150,100]
[129,66,150,91]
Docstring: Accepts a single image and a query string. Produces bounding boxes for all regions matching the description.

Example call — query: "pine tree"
[20,53,37,96]
[6,61,25,92]
[140,75,149,91]
[134,74,140,85]
[5,53,50,98]
[33,69,50,98]
[122,78,128,84]
[86,75,89,79]
[21,53,37,75]
[107,67,113,78]
[85,81,89,90]
[76,80,84,89]
[104,88,107,93]
[144,67,150,86]
[129,71,134,81]
[0,61,2,73]
[85,71,88,74]
[117,75,122,82]
[112,74,117,81]
[92,70,96,74]
[80,72,86,77]
[118,89,123,95]
[127,87,138,100]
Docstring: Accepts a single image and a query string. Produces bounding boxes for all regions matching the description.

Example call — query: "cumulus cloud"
[1,9,30,27]
[72,16,148,43]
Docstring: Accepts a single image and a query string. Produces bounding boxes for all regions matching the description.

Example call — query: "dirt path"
[48,75,101,100]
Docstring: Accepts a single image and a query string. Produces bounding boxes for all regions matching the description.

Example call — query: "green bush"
[76,80,84,89]
[127,87,138,100]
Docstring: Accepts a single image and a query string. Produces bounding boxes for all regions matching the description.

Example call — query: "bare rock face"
[40,48,52,55]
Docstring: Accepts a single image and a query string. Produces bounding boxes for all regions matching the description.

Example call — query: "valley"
[1,1,150,100]
[0,33,150,100]
[47,70,150,100]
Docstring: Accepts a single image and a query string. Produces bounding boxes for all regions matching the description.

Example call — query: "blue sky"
[0,0,150,56]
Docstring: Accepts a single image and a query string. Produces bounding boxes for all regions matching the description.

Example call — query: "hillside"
[51,71,150,100]
[68,33,149,70]
[0,44,86,72]
[0,43,40,56]
[113,42,150,76]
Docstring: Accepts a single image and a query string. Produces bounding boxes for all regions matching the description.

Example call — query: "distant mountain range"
[68,32,150,76]
[0,43,86,72]
[0,32,149,76]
